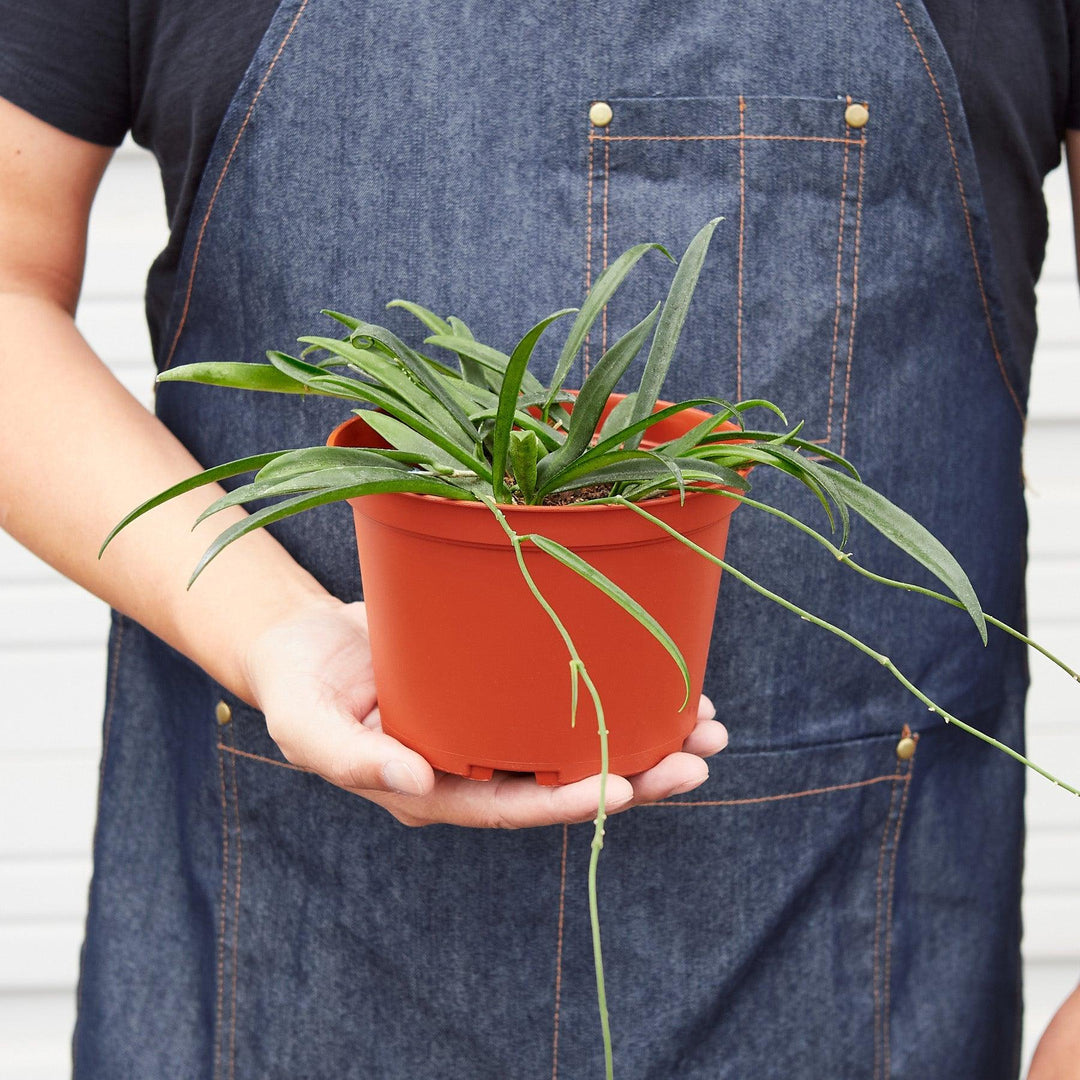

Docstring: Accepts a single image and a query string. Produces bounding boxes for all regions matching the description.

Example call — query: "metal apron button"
[215,699,232,726]
[896,735,917,760]
[589,100,613,127]
[845,102,869,128]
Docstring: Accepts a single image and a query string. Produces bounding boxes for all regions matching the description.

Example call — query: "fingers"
[268,703,436,798]
[625,751,710,804]
[369,771,636,829]
[682,718,729,757]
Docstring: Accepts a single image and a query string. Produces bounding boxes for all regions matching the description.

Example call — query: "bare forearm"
[0,291,333,702]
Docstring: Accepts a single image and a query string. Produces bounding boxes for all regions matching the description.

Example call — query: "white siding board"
[0,648,107,753]
[0,926,84,991]
[0,583,110,647]
[0,757,98,858]
[0,860,92,923]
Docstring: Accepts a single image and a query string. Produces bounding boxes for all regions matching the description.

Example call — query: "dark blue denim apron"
[75,1,1031,1076]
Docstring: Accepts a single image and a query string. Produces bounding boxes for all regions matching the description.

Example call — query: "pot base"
[383,722,695,786]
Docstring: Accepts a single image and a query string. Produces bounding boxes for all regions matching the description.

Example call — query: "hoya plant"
[102,219,1078,1079]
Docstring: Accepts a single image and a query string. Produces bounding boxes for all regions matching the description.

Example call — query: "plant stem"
[708,490,1080,684]
[616,497,1080,798]
[483,499,616,1080]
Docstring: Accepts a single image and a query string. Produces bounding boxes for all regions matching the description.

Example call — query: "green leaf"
[320,309,363,333]
[492,308,577,503]
[654,402,744,460]
[253,447,416,486]
[385,299,452,336]
[188,475,473,586]
[98,452,286,556]
[424,334,550,398]
[821,468,988,643]
[535,304,661,490]
[627,219,722,446]
[357,410,465,470]
[444,316,490,386]
[544,242,672,412]
[264,350,382,403]
[292,337,471,446]
[347,321,480,445]
[523,534,690,708]
[509,430,541,502]
[596,392,639,443]
[549,452,749,495]
[195,465,416,523]
[156,361,342,396]
[467,407,564,452]
[764,444,848,540]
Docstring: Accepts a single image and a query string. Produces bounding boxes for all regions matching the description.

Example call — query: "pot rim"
[327,394,745,515]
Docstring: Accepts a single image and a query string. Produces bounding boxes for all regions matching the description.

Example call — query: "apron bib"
[76,2,1028,1076]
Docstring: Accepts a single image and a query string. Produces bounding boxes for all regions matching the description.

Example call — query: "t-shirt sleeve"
[0,0,131,146]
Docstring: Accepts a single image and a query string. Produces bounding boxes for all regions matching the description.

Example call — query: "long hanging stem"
[483,499,615,1080]
[708,489,1080,684]
[616,497,1080,798]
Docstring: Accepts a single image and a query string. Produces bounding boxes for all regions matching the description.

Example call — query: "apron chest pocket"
[587,93,868,453]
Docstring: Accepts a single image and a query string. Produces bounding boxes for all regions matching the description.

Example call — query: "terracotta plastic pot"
[328,397,740,785]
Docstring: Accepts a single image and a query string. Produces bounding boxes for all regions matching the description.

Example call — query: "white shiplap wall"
[0,144,1078,1078]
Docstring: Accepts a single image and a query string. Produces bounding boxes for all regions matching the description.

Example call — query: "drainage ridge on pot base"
[328,398,741,786]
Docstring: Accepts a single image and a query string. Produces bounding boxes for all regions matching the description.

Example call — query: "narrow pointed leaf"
[255,446,412,483]
[347,321,479,444]
[294,336,472,445]
[544,242,671,411]
[492,308,577,502]
[509,430,540,502]
[156,362,335,396]
[535,304,661,487]
[596,392,639,443]
[386,299,452,336]
[627,218,722,446]
[189,476,473,586]
[358,410,465,470]
[195,465,417,522]
[99,452,285,556]
[822,468,987,643]
[524,534,690,708]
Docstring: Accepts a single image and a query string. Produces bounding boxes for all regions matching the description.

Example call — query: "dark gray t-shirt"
[0,0,1077,363]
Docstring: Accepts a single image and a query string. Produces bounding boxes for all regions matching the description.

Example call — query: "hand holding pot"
[244,597,727,828]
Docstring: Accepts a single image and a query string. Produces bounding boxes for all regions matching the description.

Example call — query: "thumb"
[268,704,436,797]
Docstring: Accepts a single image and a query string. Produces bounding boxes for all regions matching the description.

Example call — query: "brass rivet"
[589,101,613,128]
[215,700,232,726]
[845,102,869,129]
[896,735,916,761]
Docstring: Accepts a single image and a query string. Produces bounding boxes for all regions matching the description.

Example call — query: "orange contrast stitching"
[214,740,230,1080]
[227,746,243,1080]
[551,824,569,1080]
[892,0,1023,419]
[162,0,312,371]
[825,99,853,444]
[883,734,918,1077]
[840,129,867,456]
[218,744,310,772]
[736,96,747,401]
[589,133,862,145]
[584,129,596,376]
[872,764,901,1079]
[646,772,903,808]
[601,136,610,356]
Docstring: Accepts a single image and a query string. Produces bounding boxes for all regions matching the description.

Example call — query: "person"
[0,0,1077,1076]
